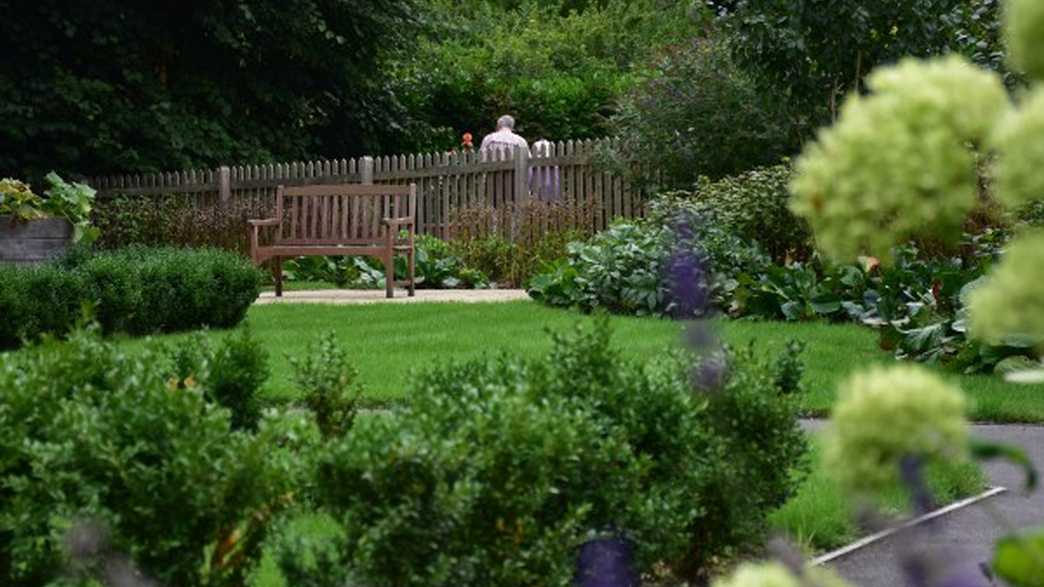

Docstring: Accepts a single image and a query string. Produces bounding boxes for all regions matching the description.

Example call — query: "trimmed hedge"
[0,247,262,348]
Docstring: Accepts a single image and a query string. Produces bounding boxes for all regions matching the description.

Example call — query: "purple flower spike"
[665,215,712,320]
[899,455,935,516]
[685,320,718,351]
[575,537,639,587]
[692,354,727,391]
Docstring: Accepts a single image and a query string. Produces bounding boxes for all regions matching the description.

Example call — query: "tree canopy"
[711,0,999,124]
[0,0,421,179]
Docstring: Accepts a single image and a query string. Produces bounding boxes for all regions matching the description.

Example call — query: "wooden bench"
[249,183,416,298]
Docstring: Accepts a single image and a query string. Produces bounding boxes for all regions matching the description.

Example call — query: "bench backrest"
[275,184,416,244]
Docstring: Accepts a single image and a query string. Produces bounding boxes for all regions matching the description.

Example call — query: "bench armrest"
[382,217,415,228]
[249,218,280,227]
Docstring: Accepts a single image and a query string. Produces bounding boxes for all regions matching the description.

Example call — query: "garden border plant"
[1,173,99,246]
[0,246,262,348]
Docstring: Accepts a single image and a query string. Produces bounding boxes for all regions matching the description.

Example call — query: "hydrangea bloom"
[710,561,851,587]
[968,231,1044,344]
[992,88,1044,209]
[790,56,1008,262]
[825,365,968,494]
[1006,0,1044,82]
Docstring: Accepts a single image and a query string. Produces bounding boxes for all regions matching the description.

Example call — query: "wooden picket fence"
[87,138,646,240]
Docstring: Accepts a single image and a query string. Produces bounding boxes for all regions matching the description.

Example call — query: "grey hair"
[496,115,515,130]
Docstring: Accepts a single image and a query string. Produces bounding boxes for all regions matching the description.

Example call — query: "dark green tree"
[711,0,964,125]
[0,0,422,179]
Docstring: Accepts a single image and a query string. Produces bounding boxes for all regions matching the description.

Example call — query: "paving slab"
[256,289,531,305]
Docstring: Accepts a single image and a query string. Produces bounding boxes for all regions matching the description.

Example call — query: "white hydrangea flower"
[711,561,852,587]
[1006,0,1044,82]
[790,56,1008,262]
[992,89,1044,209]
[968,231,1044,344]
[825,365,968,494]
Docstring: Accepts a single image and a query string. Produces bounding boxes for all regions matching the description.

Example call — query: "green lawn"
[117,300,1044,422]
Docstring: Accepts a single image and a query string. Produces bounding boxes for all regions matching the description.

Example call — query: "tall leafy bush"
[392,0,697,151]
[605,37,799,187]
[655,164,812,262]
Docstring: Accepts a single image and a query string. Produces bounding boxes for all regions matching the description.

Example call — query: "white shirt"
[480,129,531,156]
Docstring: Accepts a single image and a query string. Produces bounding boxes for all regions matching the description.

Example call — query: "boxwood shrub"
[316,320,808,585]
[0,246,261,348]
[0,328,313,586]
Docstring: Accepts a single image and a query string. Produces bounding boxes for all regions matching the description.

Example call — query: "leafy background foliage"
[0,0,422,179]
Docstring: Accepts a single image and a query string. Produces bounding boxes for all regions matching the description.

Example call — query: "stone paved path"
[807,421,1044,586]
[256,288,531,305]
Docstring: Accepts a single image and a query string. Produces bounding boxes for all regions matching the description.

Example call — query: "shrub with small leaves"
[262,511,349,587]
[790,56,1009,262]
[0,328,304,587]
[163,329,270,431]
[0,247,261,349]
[318,320,808,584]
[289,332,361,439]
[826,365,969,495]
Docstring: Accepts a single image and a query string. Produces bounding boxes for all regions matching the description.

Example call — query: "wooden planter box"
[0,216,73,265]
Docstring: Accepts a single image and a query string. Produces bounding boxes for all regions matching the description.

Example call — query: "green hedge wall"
[0,247,262,348]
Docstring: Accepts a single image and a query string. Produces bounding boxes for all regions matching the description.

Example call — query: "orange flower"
[462,132,474,148]
[863,256,881,273]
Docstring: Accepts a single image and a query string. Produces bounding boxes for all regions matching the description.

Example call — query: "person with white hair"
[529,138,561,201]
[479,114,530,156]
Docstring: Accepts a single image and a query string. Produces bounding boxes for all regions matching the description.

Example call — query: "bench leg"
[273,256,283,298]
[384,254,394,299]
[408,248,415,297]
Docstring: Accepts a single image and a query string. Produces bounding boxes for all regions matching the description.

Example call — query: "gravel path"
[256,288,531,305]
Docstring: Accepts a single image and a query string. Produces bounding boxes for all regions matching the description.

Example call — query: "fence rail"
[87,138,644,239]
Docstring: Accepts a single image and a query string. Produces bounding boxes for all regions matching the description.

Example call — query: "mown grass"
[116,300,1044,422]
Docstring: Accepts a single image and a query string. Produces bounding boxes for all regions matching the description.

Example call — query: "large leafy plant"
[0,179,45,220]
[528,202,771,317]
[42,172,99,244]
[0,174,98,244]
